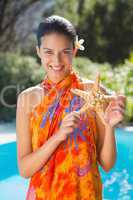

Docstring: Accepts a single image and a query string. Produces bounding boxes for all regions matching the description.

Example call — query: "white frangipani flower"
[75,35,85,51]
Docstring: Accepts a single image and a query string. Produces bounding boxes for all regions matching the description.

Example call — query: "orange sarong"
[26,71,102,200]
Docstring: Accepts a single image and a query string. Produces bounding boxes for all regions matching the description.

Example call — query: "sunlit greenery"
[54,0,133,64]
[0,52,44,121]
[73,56,133,123]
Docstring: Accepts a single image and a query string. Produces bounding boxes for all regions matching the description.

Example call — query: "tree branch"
[0,0,40,35]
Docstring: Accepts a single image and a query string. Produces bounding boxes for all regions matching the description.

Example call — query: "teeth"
[52,66,63,71]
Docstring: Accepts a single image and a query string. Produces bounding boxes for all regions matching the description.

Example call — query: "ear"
[36,46,41,58]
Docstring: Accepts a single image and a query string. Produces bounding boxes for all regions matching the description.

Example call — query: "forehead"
[40,33,73,48]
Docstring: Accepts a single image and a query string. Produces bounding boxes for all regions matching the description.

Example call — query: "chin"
[51,74,67,83]
[48,68,71,83]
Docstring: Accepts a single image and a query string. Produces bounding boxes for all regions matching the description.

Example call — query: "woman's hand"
[57,111,81,141]
[104,95,126,128]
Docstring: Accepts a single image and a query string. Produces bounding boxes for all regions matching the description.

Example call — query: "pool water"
[0,142,29,200]
[0,128,133,200]
[101,128,133,200]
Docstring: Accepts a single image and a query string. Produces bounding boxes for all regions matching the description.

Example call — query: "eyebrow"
[42,48,72,51]
[43,48,52,51]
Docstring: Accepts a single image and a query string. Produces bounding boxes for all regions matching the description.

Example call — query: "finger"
[116,98,126,105]
[64,115,80,123]
[106,101,124,112]
[108,100,125,110]
[115,112,124,121]
[117,95,126,100]
[65,114,80,122]
[106,101,114,111]
[113,101,125,109]
[110,107,125,115]
[62,119,79,127]
[118,101,125,108]
[72,111,81,119]
[117,95,126,103]
[64,124,77,130]
[64,111,80,120]
[63,120,79,128]
[110,95,126,104]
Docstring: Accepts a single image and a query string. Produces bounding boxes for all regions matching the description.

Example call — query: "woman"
[16,15,126,200]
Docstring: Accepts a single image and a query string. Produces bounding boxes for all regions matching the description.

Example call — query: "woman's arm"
[96,95,126,172]
[16,89,80,178]
[96,115,116,172]
[16,90,65,178]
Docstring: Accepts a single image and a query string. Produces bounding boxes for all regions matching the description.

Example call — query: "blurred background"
[0,0,133,200]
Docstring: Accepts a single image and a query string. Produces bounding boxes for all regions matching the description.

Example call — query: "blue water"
[0,142,29,200]
[0,128,133,200]
[101,128,133,200]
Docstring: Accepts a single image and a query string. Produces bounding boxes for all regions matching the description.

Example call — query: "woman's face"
[36,33,74,83]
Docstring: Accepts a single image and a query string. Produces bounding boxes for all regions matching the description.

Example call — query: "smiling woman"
[36,33,74,83]
[16,15,126,200]
[36,15,76,84]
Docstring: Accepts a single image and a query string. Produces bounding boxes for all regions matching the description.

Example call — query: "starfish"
[71,73,116,125]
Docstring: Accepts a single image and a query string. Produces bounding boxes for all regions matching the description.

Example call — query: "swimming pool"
[0,128,133,200]
[101,128,133,200]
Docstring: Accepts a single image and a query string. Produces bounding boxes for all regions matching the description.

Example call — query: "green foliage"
[0,52,44,121]
[73,56,111,79]
[54,0,133,65]
[128,52,133,63]
[73,56,133,123]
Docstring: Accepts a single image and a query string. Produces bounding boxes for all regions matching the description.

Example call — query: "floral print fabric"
[26,71,102,200]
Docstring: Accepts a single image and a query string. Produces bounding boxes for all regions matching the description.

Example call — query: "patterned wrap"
[26,71,102,200]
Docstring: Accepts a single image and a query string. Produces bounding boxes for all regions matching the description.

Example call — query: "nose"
[53,53,62,66]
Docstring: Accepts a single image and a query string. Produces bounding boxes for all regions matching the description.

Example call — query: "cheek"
[40,56,51,66]
[64,55,73,64]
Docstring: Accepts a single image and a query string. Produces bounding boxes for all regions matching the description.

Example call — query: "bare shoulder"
[18,84,44,98]
[17,84,45,113]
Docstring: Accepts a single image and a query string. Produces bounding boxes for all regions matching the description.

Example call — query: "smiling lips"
[49,65,64,71]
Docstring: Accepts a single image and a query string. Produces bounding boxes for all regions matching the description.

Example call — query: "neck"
[47,71,72,84]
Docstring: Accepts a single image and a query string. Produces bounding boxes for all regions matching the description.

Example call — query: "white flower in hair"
[75,35,85,51]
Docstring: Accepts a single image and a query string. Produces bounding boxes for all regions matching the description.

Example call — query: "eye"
[44,50,53,55]
[63,50,72,55]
